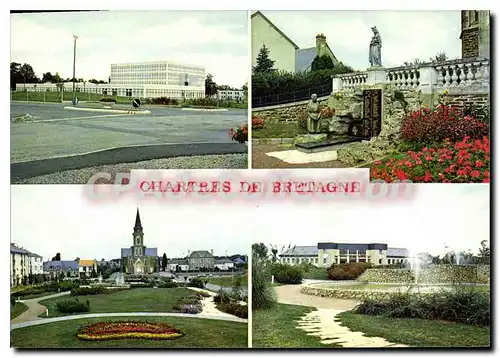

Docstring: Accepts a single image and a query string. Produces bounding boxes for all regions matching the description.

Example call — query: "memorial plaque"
[361,89,382,139]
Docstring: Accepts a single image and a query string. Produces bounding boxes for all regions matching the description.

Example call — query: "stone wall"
[300,285,434,302]
[252,103,307,124]
[461,27,480,58]
[358,265,490,284]
[442,93,490,121]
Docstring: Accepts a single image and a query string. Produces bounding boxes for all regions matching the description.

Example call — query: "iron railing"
[252,82,331,108]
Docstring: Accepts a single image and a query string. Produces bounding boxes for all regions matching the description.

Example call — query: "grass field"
[252,122,307,139]
[252,303,340,348]
[11,316,247,348]
[11,302,28,320]
[337,312,490,347]
[203,274,248,288]
[39,288,193,317]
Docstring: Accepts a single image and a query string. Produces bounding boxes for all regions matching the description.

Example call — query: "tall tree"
[52,253,61,261]
[253,45,275,73]
[252,243,268,260]
[162,253,168,272]
[42,72,55,83]
[479,240,490,264]
[205,73,217,97]
[311,55,334,71]
[11,62,39,89]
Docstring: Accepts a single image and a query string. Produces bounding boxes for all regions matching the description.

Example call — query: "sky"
[11,186,250,261]
[10,11,248,88]
[251,185,489,257]
[257,10,461,70]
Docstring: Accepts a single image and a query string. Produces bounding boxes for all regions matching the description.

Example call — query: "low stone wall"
[442,93,490,121]
[358,265,490,284]
[252,103,306,123]
[300,285,431,302]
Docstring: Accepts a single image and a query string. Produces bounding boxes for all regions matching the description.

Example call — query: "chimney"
[316,33,327,56]
[187,250,190,257]
[211,249,214,256]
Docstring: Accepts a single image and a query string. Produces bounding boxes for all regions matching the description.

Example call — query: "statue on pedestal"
[369,26,382,67]
[307,93,322,133]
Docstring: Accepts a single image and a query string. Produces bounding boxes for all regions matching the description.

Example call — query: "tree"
[162,253,168,271]
[479,240,490,264]
[52,253,61,261]
[242,82,248,102]
[205,73,217,97]
[252,243,268,260]
[311,55,334,71]
[42,72,56,83]
[91,267,98,278]
[253,44,275,74]
[430,52,448,63]
[10,62,40,89]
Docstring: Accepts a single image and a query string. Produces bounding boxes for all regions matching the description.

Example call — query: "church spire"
[134,207,142,231]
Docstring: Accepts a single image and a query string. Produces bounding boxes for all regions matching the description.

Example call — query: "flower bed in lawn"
[371,136,490,183]
[76,321,184,341]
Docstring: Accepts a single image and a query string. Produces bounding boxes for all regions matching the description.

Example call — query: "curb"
[252,138,294,145]
[181,108,229,112]
[63,106,151,115]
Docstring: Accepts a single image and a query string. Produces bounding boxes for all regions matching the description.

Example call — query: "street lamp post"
[72,35,78,105]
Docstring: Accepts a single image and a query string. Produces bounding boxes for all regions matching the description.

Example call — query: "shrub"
[228,124,248,143]
[71,286,107,296]
[252,116,265,129]
[216,302,248,319]
[11,295,16,306]
[371,136,490,183]
[252,255,277,310]
[320,107,335,118]
[129,283,150,289]
[180,304,202,314]
[355,287,490,327]
[214,290,231,304]
[272,263,303,284]
[187,278,205,289]
[56,298,90,313]
[150,97,179,105]
[157,282,178,288]
[401,105,489,144]
[99,97,116,103]
[297,109,308,130]
[327,262,373,280]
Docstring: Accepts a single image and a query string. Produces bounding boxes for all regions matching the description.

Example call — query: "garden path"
[276,284,408,348]
[11,291,71,324]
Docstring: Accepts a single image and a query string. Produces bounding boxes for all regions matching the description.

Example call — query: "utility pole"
[72,35,78,105]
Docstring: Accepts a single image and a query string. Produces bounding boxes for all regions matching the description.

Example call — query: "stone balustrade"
[332,57,490,96]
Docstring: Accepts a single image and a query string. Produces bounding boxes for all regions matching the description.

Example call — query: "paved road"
[11,102,248,163]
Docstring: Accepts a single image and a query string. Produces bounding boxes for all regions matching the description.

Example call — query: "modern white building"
[10,243,43,287]
[214,258,235,271]
[216,90,245,102]
[15,60,206,100]
[279,243,410,268]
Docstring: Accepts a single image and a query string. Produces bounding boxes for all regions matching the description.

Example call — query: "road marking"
[21,114,126,123]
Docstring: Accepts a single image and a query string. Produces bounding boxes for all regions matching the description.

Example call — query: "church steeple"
[134,207,142,231]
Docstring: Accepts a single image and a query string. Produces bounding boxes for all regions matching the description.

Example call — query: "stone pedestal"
[331,77,343,94]
[367,67,387,86]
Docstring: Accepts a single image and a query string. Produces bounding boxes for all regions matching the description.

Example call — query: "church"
[121,208,159,275]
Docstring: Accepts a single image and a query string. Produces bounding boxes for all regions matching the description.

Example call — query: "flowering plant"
[76,321,184,341]
[335,92,343,100]
[371,136,490,183]
[252,116,265,129]
[401,105,489,144]
[320,107,335,118]
[228,124,248,143]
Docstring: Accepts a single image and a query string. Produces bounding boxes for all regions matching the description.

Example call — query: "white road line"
[19,114,126,123]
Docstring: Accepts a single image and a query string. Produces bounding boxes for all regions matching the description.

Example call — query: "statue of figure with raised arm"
[369,26,382,67]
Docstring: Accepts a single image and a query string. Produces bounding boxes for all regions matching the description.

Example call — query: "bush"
[297,109,308,130]
[157,282,178,288]
[216,302,248,319]
[272,263,303,284]
[320,107,335,118]
[355,287,490,327]
[371,136,490,183]
[150,97,179,105]
[71,286,107,296]
[252,116,265,129]
[228,124,248,143]
[401,105,489,144]
[56,298,90,313]
[99,97,116,103]
[214,291,231,304]
[173,295,203,314]
[187,278,205,289]
[11,295,16,306]
[327,262,373,280]
[252,255,277,310]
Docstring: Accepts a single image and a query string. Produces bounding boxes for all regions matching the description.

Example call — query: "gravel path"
[14,153,247,184]
[275,284,359,310]
[11,291,71,324]
[252,144,348,169]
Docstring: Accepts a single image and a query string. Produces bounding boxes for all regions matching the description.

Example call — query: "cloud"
[10,11,248,87]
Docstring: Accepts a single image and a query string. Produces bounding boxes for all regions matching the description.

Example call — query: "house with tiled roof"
[10,243,43,287]
[43,260,80,278]
[188,250,215,271]
[78,259,98,277]
[251,11,340,73]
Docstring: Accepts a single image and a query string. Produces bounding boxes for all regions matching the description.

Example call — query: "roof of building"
[134,207,142,230]
[121,247,158,257]
[251,11,300,50]
[43,260,79,271]
[79,259,96,267]
[387,248,410,257]
[233,257,246,263]
[215,258,233,264]
[189,250,213,259]
[281,246,318,257]
[10,243,42,258]
[169,259,189,265]
[295,47,317,73]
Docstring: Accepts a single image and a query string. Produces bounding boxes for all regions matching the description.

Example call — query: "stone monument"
[369,26,382,67]
[306,94,322,133]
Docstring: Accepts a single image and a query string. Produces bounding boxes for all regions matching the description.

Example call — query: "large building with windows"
[279,243,410,267]
[15,60,206,100]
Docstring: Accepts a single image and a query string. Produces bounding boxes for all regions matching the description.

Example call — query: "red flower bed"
[77,321,184,341]
[228,124,248,143]
[252,116,265,129]
[371,136,490,183]
[401,105,489,144]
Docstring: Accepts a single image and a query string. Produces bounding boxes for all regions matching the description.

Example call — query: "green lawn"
[252,122,306,139]
[337,312,490,348]
[11,302,28,320]
[203,274,248,288]
[11,316,247,348]
[11,91,61,102]
[39,288,193,317]
[303,267,329,280]
[252,303,340,348]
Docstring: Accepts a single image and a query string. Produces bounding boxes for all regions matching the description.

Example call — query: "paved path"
[11,291,70,324]
[276,284,408,348]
